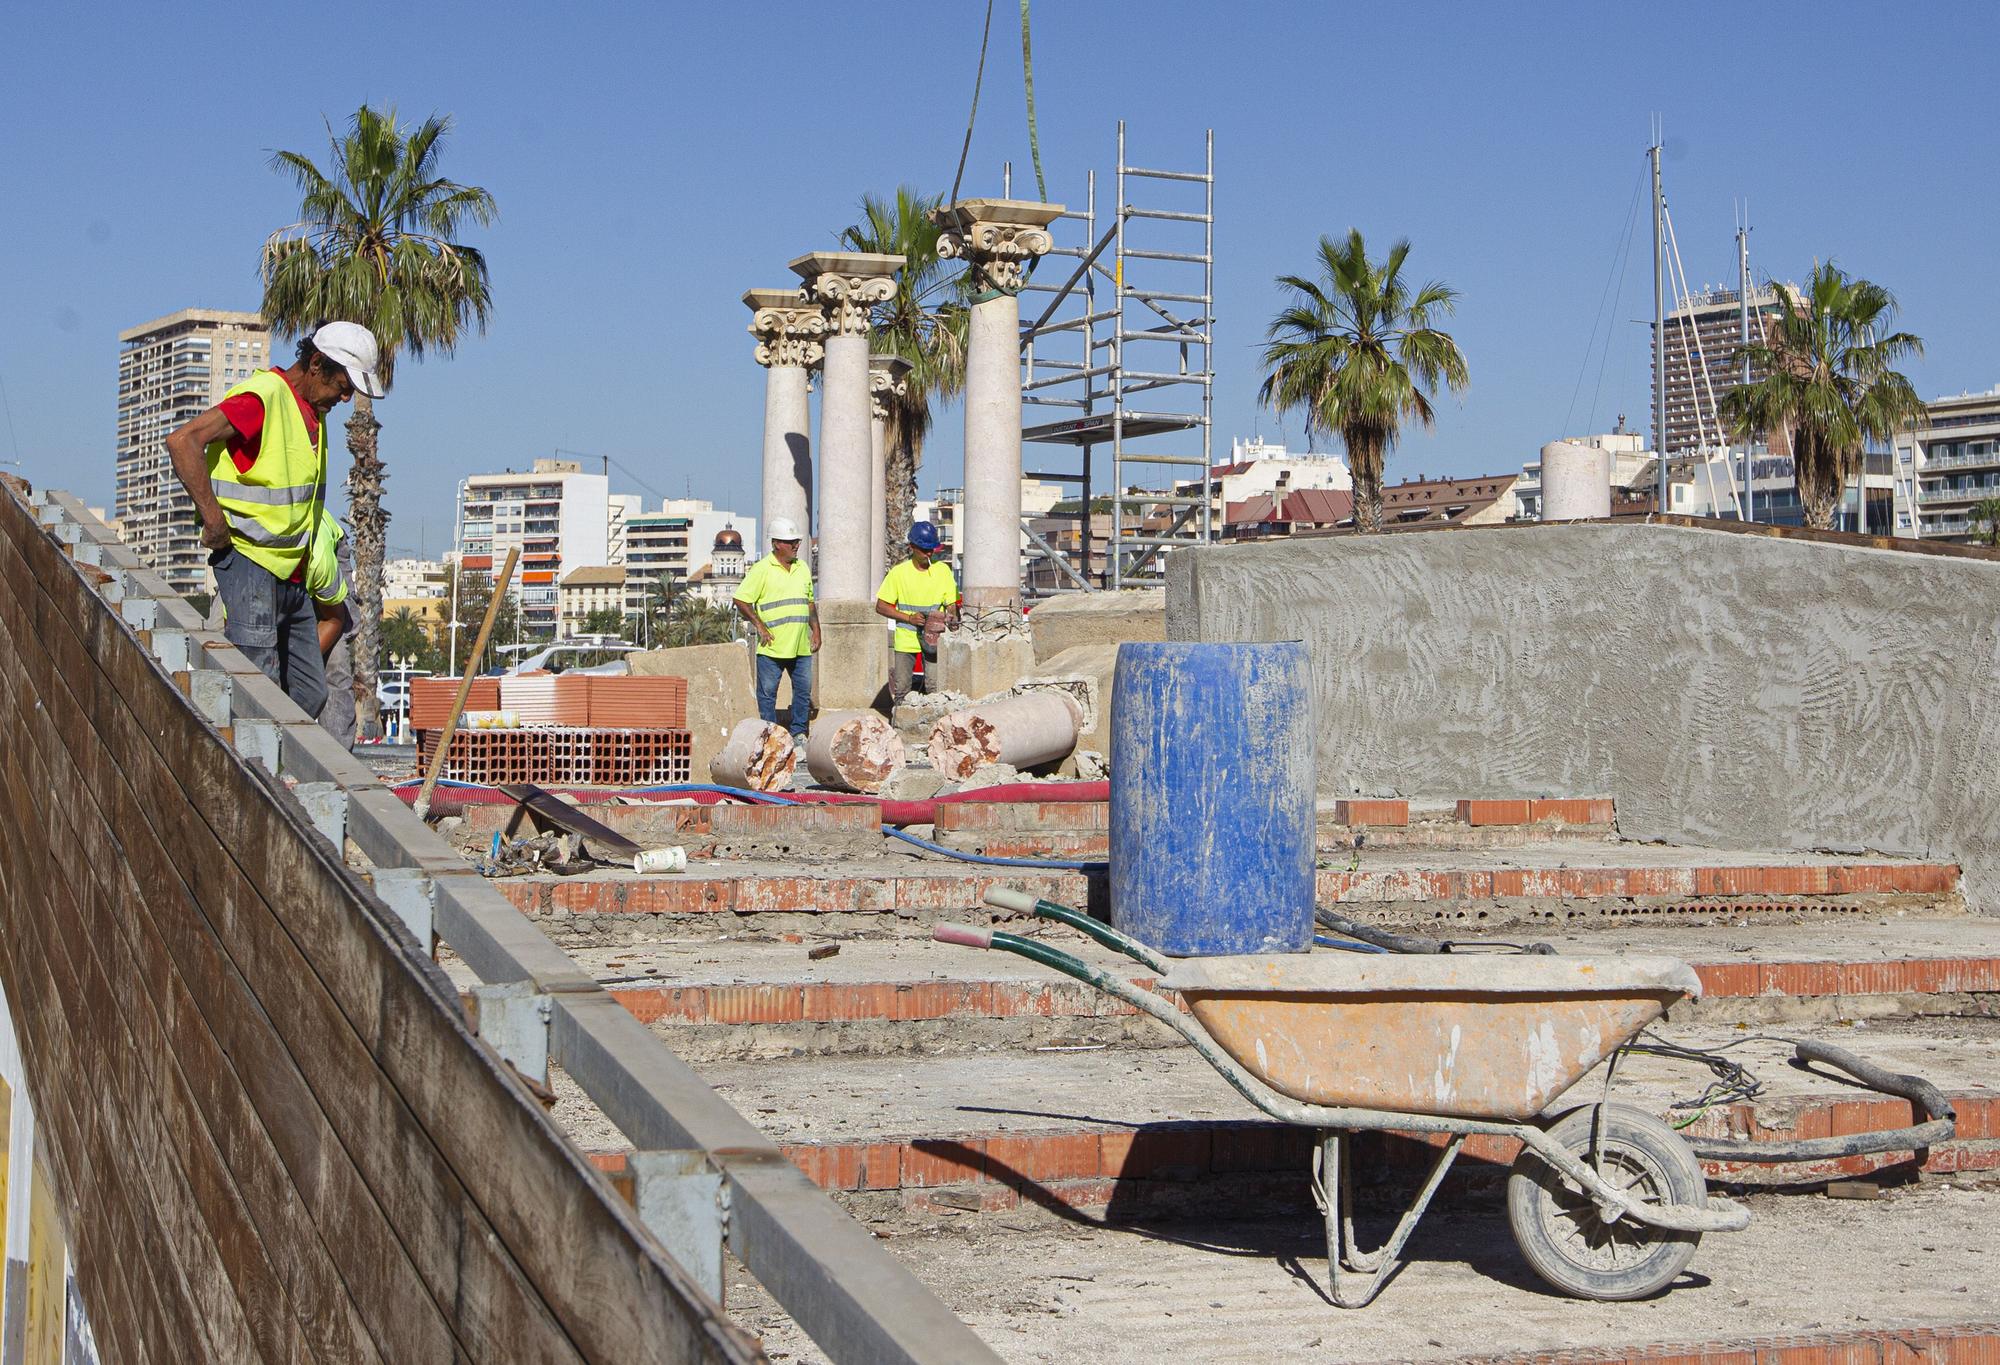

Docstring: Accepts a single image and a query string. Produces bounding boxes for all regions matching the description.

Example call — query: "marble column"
[935,199,1063,620]
[868,353,913,589]
[790,252,903,711]
[744,288,825,546]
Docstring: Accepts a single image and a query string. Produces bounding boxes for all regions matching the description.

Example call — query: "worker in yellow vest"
[874,520,960,703]
[165,322,383,718]
[732,518,821,740]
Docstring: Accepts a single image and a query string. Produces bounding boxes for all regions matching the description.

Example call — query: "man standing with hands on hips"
[733,518,820,742]
[165,321,384,718]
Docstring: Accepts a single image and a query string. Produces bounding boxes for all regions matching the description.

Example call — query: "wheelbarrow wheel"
[1507,1104,1704,1301]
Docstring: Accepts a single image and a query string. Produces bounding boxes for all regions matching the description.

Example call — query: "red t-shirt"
[216,368,321,473]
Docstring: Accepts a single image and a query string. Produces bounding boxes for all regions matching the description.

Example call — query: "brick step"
[536,922,2000,1062]
[580,1041,1998,1216]
[488,847,1961,942]
[458,795,1615,859]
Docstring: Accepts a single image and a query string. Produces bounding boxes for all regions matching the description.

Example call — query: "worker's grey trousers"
[211,547,328,718]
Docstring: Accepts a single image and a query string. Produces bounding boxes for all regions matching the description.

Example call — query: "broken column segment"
[804,709,907,794]
[928,691,1083,782]
[710,718,797,792]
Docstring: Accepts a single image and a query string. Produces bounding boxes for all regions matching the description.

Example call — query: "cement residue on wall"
[1168,522,2000,911]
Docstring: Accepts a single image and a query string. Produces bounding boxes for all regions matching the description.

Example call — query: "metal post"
[1080,168,1096,587]
[1112,120,1127,588]
[1651,137,1667,513]
[1738,221,1753,523]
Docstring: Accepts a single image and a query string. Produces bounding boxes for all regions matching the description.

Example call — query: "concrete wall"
[1168,521,2000,911]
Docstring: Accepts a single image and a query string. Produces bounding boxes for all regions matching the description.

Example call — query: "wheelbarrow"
[935,889,1755,1307]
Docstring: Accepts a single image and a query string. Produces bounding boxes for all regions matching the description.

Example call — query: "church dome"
[714,526,743,551]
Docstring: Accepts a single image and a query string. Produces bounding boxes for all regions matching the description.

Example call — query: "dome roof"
[713,526,743,550]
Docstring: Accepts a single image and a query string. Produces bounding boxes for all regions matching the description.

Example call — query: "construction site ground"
[420,793,2000,1362]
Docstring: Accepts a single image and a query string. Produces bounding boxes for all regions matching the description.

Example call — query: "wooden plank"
[20,651,319,1365]
[0,542,443,1364]
[0,612,162,1365]
[12,513,758,1364]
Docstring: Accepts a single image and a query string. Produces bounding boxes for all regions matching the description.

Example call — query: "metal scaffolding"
[1018,122,1214,593]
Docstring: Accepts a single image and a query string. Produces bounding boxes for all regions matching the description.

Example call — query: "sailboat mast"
[1738,218,1753,523]
[1651,135,1667,513]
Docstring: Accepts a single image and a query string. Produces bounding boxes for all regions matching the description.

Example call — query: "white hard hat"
[311,321,387,398]
[768,518,803,543]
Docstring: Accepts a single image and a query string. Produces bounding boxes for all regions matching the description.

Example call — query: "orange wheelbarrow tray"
[938,889,1759,1307]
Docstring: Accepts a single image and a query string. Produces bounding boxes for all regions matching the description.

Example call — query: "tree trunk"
[1346,427,1386,533]
[344,395,387,736]
[885,405,926,558]
[1793,428,1843,531]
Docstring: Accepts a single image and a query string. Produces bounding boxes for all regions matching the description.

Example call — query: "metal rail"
[30,490,1001,1365]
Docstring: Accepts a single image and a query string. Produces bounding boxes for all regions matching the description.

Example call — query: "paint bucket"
[633,846,688,874]
[1109,641,1316,956]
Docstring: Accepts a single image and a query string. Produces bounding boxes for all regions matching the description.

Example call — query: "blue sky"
[3,1,1994,558]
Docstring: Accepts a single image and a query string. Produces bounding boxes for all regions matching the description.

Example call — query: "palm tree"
[838,188,969,552]
[1971,496,2000,548]
[1258,230,1469,533]
[261,105,496,733]
[1718,263,1923,531]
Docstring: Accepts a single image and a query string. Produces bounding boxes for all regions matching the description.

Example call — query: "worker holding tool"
[733,518,820,741]
[874,520,959,703]
[165,321,383,717]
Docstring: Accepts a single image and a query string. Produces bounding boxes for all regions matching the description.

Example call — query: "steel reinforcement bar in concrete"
[23,485,1000,1365]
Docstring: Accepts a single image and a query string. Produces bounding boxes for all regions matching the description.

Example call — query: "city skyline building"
[455,458,615,636]
[1653,283,1794,458]
[115,308,271,594]
[1894,385,2000,543]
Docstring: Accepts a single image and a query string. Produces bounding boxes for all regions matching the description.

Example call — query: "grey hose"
[1685,1040,1956,1163]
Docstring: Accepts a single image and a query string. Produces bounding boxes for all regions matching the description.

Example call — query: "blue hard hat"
[908,521,942,552]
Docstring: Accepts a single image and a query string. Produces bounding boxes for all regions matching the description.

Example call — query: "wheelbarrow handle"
[982,888,1173,974]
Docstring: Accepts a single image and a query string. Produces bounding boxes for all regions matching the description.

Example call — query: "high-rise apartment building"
[620,499,757,615]
[1653,284,1794,457]
[1894,386,2000,543]
[455,459,614,637]
[116,308,271,593]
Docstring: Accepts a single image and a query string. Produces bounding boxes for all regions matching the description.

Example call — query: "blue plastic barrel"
[1109,641,1317,956]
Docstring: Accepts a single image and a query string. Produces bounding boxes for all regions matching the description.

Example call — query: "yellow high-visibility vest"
[734,555,814,659]
[203,370,326,580]
[876,558,958,653]
[306,512,348,606]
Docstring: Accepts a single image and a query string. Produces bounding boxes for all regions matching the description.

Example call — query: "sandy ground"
[725,1177,2000,1364]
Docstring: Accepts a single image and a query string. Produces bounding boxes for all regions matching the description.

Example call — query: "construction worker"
[732,518,820,740]
[874,520,960,703]
[165,322,381,717]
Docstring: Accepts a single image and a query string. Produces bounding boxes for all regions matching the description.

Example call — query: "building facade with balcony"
[1653,283,1795,457]
[455,459,614,637]
[115,308,271,594]
[1895,386,2000,543]
[558,566,628,637]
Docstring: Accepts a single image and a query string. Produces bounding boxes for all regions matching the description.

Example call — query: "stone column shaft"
[868,355,910,594]
[745,289,825,544]
[936,200,1062,618]
[818,332,873,602]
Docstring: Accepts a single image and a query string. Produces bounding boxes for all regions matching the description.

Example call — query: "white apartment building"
[116,308,271,594]
[456,459,614,637]
[383,557,447,599]
[621,500,757,615]
[1893,386,2000,543]
[1176,437,1353,525]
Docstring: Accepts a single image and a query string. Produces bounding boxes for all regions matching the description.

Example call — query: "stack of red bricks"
[413,675,693,786]
[417,727,692,786]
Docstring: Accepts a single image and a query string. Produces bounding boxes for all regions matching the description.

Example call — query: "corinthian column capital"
[743,287,827,369]
[934,198,1065,296]
[869,353,913,420]
[790,251,904,338]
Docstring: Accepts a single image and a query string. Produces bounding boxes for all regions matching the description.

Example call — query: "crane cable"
[948,0,1048,208]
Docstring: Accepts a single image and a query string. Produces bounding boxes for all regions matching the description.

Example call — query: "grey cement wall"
[1168,522,2000,912]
